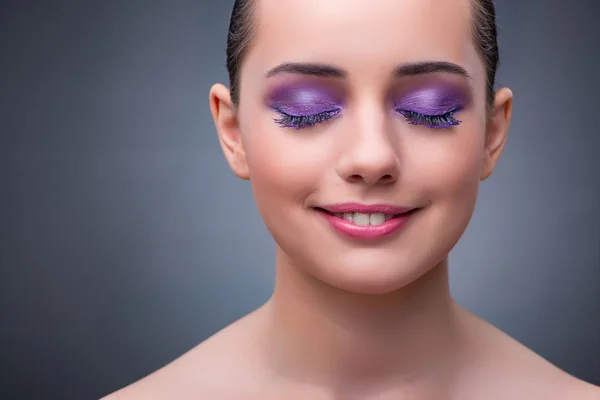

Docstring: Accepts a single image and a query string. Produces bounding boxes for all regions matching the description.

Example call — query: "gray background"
[1,1,599,399]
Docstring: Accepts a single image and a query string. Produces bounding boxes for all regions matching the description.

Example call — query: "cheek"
[403,121,486,258]
[241,116,328,210]
[408,122,485,204]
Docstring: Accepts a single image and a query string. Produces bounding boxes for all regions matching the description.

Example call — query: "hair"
[226,0,499,110]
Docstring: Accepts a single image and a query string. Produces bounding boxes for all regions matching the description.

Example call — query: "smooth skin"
[103,0,600,398]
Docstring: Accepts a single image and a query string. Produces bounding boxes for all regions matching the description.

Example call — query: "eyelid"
[394,105,463,116]
[397,109,462,129]
[270,104,341,117]
[272,107,341,129]
[391,85,468,115]
[266,88,343,115]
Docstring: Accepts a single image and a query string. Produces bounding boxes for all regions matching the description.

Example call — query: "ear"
[480,87,513,181]
[209,84,250,180]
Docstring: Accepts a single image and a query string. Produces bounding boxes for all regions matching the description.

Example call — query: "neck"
[263,247,466,394]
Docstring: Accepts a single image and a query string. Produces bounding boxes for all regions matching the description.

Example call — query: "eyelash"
[273,109,341,130]
[273,108,461,130]
[397,109,462,129]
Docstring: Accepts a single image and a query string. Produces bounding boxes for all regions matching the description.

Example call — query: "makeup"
[268,84,342,115]
[265,82,343,129]
[314,204,417,240]
[393,82,469,129]
[264,78,470,130]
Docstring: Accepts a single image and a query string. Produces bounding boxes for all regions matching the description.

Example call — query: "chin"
[308,252,439,295]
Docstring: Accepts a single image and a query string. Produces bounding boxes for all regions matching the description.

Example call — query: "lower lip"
[316,209,415,240]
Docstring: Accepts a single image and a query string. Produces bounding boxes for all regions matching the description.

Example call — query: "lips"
[314,203,417,239]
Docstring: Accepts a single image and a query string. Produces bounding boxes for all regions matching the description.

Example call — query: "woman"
[104,0,600,398]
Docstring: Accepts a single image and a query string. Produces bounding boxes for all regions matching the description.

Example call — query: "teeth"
[353,212,370,226]
[338,212,396,226]
[369,213,386,225]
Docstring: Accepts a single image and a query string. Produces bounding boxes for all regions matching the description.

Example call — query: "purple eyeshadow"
[264,80,469,130]
[393,84,468,116]
[266,84,343,116]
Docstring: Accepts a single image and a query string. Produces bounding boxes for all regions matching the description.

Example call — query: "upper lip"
[317,203,414,214]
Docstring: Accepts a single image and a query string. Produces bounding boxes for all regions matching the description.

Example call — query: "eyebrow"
[265,61,472,80]
[265,62,347,78]
[393,61,472,80]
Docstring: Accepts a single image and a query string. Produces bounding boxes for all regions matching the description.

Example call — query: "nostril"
[345,174,395,184]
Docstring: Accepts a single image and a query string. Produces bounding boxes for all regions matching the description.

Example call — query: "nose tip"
[337,150,400,185]
[336,135,400,186]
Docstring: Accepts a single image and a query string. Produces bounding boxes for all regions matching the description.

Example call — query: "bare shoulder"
[99,308,269,400]
[539,374,600,400]
[567,380,600,399]
[458,311,600,400]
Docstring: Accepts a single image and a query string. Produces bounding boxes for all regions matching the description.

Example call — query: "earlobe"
[209,84,250,180]
[480,88,513,181]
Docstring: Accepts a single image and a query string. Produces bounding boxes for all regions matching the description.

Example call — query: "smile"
[318,211,400,226]
[314,203,417,240]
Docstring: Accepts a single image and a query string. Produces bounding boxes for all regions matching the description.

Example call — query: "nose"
[335,112,400,186]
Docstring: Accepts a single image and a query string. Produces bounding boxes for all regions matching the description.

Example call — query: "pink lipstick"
[315,203,416,240]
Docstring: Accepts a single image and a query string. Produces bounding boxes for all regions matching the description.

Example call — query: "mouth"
[313,205,417,239]
[314,208,406,226]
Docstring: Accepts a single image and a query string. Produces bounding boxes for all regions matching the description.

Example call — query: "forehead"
[246,0,480,83]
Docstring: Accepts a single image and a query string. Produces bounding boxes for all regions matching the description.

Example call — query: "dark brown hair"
[226,0,499,109]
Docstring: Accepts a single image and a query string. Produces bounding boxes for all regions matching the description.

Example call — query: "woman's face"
[213,0,511,294]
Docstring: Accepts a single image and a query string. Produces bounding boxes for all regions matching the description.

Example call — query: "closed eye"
[273,108,341,130]
[396,108,462,129]
[271,107,462,130]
